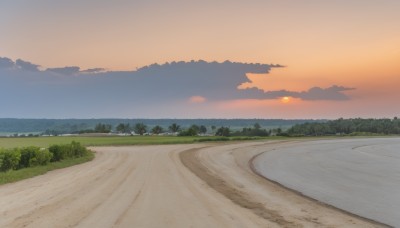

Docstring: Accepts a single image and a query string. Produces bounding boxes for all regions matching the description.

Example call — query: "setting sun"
[281,96,290,103]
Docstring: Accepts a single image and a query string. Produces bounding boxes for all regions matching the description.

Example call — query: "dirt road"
[0,142,384,227]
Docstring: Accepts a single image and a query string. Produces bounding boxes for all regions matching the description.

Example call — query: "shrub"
[30,149,52,166]
[49,145,66,162]
[0,148,21,172]
[49,141,88,161]
[19,146,40,168]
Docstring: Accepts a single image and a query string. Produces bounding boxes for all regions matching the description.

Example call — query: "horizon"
[1,1,399,119]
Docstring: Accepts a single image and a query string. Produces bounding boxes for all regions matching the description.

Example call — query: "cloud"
[46,66,80,75]
[0,57,354,117]
[189,96,206,103]
[16,59,40,71]
[0,57,15,69]
[260,85,355,101]
[298,85,354,100]
[80,68,106,74]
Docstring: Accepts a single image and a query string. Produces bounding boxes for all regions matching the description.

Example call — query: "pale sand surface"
[253,138,400,227]
[0,141,384,227]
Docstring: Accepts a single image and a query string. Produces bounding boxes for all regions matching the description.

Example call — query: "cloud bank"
[0,57,354,117]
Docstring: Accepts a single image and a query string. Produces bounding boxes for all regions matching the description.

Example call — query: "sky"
[0,0,399,119]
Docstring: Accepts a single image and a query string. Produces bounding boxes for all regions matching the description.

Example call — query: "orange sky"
[1,0,399,118]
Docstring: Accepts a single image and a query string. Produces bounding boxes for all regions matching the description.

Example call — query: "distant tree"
[94,123,112,133]
[178,125,199,136]
[211,125,216,132]
[199,125,207,134]
[116,123,131,133]
[168,123,181,133]
[134,123,147,135]
[151,125,163,135]
[254,123,261,130]
[215,127,230,137]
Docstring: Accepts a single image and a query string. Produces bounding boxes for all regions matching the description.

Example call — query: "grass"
[0,150,94,185]
[0,135,285,149]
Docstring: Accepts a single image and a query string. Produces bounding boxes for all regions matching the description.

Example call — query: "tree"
[178,125,199,136]
[134,123,147,135]
[151,125,163,135]
[94,123,112,133]
[199,125,207,134]
[168,123,180,133]
[254,123,261,130]
[215,127,230,137]
[116,123,131,133]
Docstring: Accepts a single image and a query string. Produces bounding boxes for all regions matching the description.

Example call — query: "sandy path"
[0,141,384,227]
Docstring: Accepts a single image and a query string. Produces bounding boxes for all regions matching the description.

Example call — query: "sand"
[0,141,384,227]
[253,138,400,227]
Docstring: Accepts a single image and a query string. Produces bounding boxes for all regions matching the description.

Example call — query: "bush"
[0,149,21,172]
[30,149,53,166]
[49,145,65,162]
[0,141,90,173]
[49,141,88,161]
[19,146,40,168]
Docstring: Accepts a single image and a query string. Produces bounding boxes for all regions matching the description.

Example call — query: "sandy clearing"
[0,141,384,227]
[253,138,400,227]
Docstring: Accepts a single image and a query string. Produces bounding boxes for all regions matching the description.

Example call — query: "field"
[0,135,280,148]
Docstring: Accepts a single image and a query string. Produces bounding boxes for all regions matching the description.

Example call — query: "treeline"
[0,118,322,135]
[287,118,400,136]
[0,141,89,172]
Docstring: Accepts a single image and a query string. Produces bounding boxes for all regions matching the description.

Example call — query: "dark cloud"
[0,57,15,69]
[260,85,355,101]
[46,66,80,75]
[298,85,354,100]
[0,57,354,117]
[80,68,106,73]
[16,59,40,71]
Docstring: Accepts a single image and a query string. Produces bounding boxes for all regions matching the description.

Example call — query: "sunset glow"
[1,0,399,118]
[281,97,290,103]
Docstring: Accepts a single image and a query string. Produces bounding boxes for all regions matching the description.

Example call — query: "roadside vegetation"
[287,118,400,136]
[0,141,93,185]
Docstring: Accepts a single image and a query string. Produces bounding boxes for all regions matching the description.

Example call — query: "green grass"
[0,151,94,185]
[0,135,283,149]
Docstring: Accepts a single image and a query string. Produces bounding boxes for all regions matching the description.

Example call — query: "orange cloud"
[189,96,206,103]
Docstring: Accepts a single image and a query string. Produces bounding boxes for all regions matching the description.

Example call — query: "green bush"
[30,149,53,166]
[49,141,88,161]
[19,146,40,168]
[49,145,65,162]
[0,148,21,172]
[0,141,90,173]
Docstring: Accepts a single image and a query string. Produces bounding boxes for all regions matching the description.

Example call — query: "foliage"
[168,123,180,133]
[0,141,88,173]
[231,124,270,137]
[199,125,207,134]
[116,123,131,133]
[94,123,112,133]
[134,123,147,135]
[287,118,400,136]
[151,125,163,135]
[0,149,21,171]
[0,150,94,185]
[178,125,200,136]
[215,127,231,137]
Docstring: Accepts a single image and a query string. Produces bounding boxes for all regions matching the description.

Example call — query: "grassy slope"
[0,151,94,185]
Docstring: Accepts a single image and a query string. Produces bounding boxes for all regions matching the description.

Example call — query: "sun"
[281,96,290,103]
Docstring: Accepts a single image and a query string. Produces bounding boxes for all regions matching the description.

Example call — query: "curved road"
[0,141,384,227]
[253,138,400,227]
